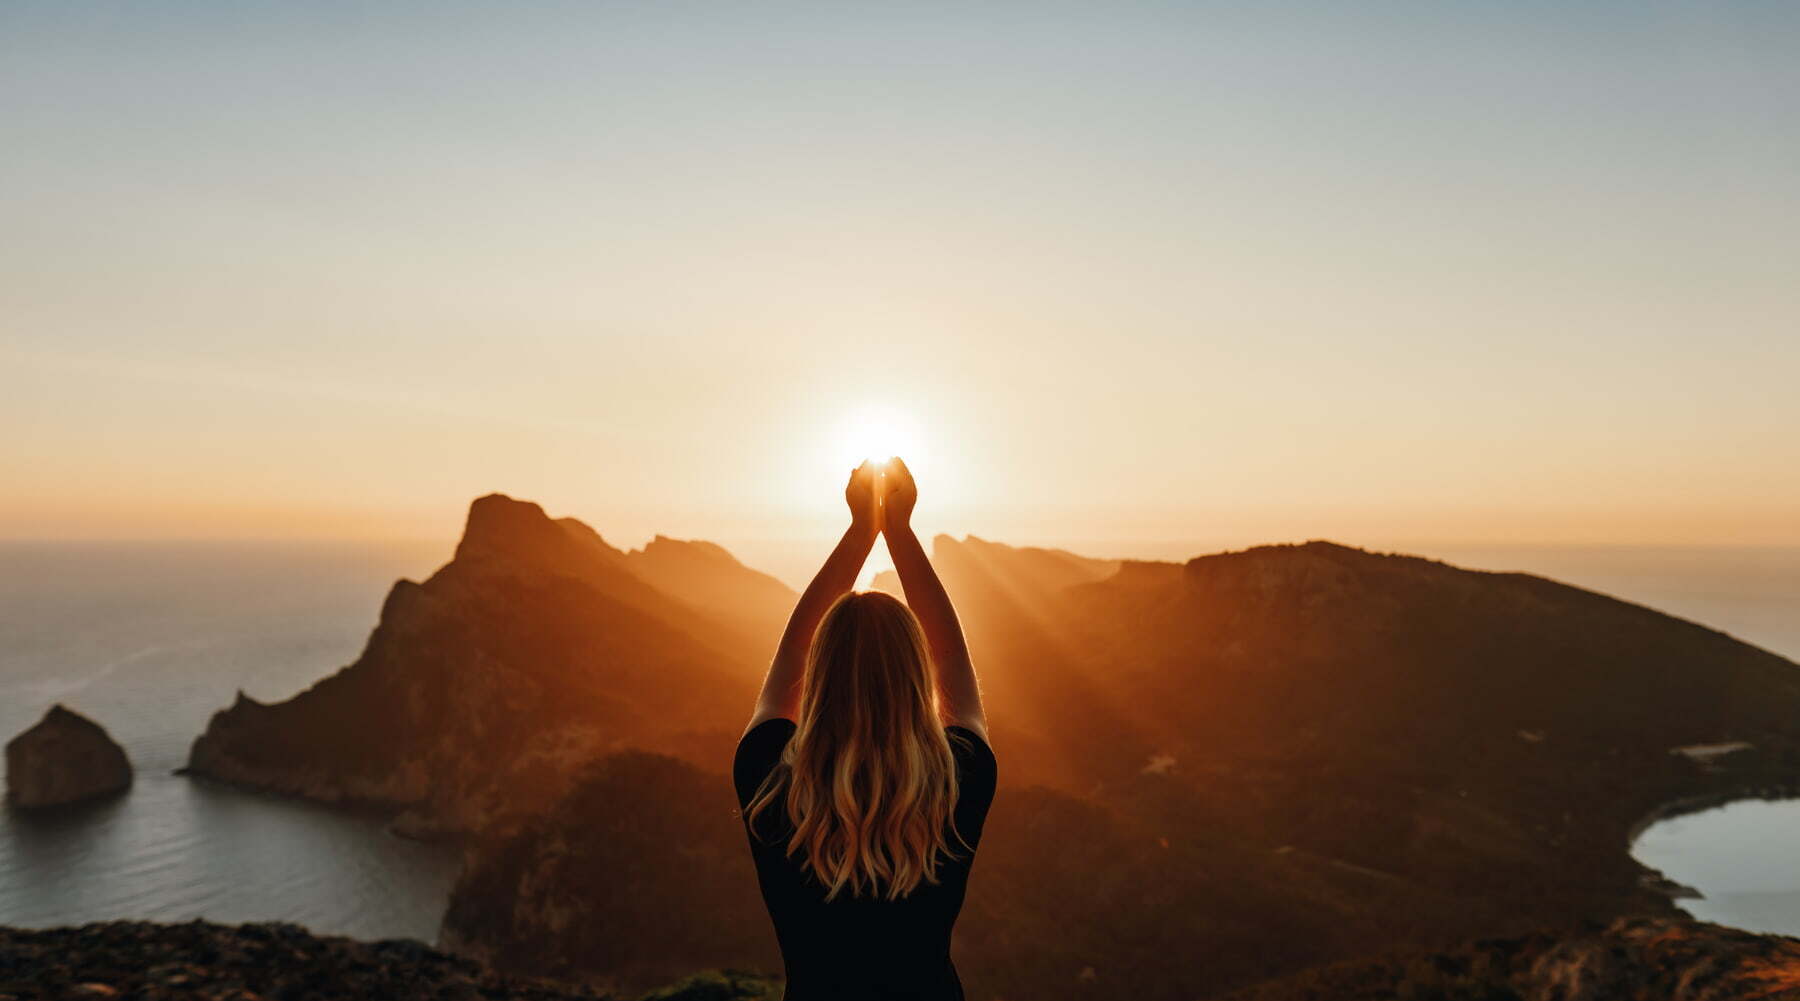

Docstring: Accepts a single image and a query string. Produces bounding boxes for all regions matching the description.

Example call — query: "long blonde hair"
[745,590,970,901]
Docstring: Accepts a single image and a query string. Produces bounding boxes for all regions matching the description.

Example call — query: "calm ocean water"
[1,540,1795,941]
[0,541,460,941]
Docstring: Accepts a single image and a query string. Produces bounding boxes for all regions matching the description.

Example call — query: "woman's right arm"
[881,458,987,740]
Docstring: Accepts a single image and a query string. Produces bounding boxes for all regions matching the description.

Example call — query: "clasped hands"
[844,457,916,536]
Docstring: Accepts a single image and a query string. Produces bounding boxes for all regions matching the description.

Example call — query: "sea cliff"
[183,494,791,836]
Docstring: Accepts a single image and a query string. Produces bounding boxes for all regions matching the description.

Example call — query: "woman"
[734,457,997,1001]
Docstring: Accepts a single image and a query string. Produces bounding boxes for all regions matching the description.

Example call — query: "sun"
[835,405,926,470]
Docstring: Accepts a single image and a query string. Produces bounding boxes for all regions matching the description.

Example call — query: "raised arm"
[881,457,987,740]
[745,461,881,735]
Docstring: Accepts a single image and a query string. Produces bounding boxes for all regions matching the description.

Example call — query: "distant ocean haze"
[0,538,1795,938]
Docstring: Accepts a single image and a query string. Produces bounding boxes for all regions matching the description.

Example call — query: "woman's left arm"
[745,461,881,734]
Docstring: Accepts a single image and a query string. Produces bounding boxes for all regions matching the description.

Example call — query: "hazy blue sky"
[5,2,1797,569]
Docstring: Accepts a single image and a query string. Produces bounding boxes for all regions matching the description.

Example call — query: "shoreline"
[1625,779,1800,908]
[1625,781,1800,849]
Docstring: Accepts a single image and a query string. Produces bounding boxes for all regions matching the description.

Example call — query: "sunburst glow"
[834,406,926,470]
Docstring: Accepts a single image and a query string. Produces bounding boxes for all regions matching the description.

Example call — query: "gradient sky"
[5,2,1797,575]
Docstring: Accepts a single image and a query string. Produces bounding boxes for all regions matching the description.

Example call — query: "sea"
[0,540,459,942]
[1,540,1796,942]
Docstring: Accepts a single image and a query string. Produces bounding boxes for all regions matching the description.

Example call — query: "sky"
[4,1,1797,582]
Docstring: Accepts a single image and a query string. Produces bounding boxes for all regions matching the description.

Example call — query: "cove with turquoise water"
[2,540,1797,941]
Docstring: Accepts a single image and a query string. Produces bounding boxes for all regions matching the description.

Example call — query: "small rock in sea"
[4,705,133,809]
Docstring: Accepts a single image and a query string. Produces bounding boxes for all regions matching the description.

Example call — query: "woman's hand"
[845,460,881,535]
[881,456,917,532]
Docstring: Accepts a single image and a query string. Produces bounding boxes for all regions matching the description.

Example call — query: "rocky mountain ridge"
[183,494,791,836]
[175,497,1800,999]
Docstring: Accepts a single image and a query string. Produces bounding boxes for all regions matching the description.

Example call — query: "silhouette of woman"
[735,457,997,1001]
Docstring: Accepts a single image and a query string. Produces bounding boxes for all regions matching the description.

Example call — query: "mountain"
[623,535,795,649]
[183,494,788,835]
[869,533,1120,603]
[180,498,1800,998]
[439,530,1800,1000]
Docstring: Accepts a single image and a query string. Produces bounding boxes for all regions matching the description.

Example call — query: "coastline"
[1626,779,1800,907]
[1626,782,1800,849]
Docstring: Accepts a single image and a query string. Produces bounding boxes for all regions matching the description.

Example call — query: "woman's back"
[734,718,999,1001]
[736,459,993,1000]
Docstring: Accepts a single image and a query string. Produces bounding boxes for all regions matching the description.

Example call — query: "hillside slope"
[445,532,1800,999]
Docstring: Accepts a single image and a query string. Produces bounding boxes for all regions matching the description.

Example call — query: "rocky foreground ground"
[0,921,776,1001]
[6,916,1800,1000]
[1226,916,1800,1001]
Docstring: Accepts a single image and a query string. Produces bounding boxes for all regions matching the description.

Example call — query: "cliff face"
[184,494,791,835]
[5,705,132,809]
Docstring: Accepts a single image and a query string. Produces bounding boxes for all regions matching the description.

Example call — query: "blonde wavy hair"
[745,590,971,901]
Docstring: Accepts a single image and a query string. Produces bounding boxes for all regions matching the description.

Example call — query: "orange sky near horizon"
[5,4,1797,560]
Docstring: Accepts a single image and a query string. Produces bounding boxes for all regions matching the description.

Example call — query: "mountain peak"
[450,494,626,579]
[458,494,566,558]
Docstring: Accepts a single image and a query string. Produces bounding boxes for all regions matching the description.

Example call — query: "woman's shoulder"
[944,723,996,775]
[944,719,991,748]
[737,716,797,765]
[944,724,998,838]
[733,717,797,808]
[741,715,798,743]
